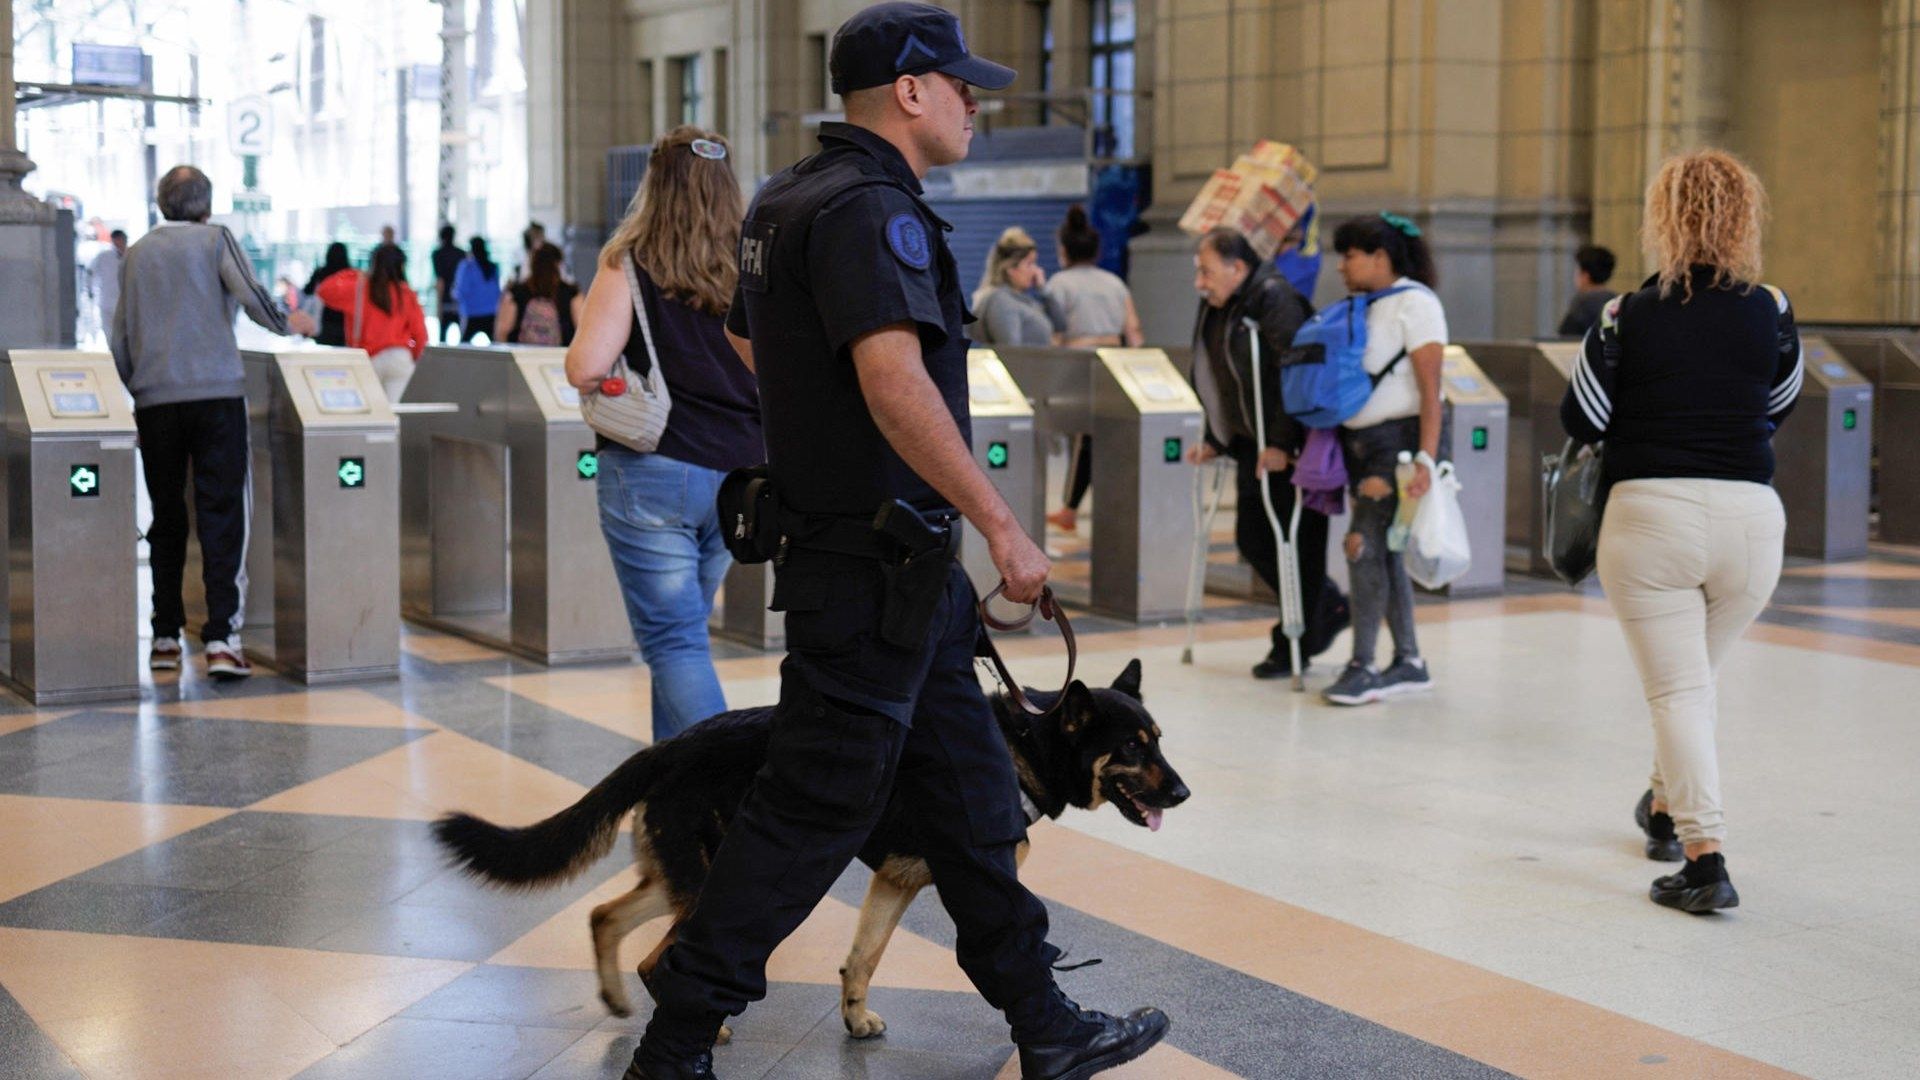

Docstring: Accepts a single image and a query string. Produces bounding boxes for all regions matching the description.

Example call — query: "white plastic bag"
[1405,461,1472,590]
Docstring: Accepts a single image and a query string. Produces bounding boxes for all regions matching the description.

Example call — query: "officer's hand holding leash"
[850,322,1051,605]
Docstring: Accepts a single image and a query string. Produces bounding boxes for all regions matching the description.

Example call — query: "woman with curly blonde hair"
[1560,148,1802,913]
[564,126,763,741]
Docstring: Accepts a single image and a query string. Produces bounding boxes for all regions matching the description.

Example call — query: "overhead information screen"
[39,369,108,418]
[304,367,370,414]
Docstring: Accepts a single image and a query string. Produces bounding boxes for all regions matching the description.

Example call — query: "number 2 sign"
[228,95,273,156]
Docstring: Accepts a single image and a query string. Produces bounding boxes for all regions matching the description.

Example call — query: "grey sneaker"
[1378,655,1433,697]
[1323,662,1385,706]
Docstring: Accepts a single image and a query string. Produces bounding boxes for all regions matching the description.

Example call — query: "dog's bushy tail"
[432,744,660,890]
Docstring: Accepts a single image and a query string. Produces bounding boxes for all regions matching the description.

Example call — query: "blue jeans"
[596,447,731,742]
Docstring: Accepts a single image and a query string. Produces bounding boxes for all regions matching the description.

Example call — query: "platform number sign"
[69,464,100,498]
[576,451,599,480]
[1162,437,1183,464]
[985,441,1009,469]
[337,457,366,489]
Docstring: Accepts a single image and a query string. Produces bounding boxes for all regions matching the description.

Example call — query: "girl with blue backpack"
[1301,214,1449,706]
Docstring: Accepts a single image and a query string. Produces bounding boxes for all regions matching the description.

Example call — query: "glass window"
[673,54,703,127]
[1087,0,1135,158]
[307,16,326,117]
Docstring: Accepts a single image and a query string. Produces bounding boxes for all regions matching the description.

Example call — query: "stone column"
[0,0,72,349]
[1881,2,1920,320]
[527,0,625,288]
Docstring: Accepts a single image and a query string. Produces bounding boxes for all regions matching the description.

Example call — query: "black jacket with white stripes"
[1559,266,1802,485]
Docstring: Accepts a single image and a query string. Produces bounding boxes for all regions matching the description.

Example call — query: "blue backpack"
[1277,283,1421,428]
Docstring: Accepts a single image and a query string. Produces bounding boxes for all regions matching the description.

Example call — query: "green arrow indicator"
[1163,437,1183,463]
[337,457,366,488]
[69,464,100,497]
[985,441,1008,469]
[577,451,599,480]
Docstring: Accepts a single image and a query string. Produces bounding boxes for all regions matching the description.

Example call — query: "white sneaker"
[205,638,252,680]
[149,637,183,671]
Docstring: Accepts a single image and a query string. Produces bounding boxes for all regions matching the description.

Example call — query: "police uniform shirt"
[728,122,972,518]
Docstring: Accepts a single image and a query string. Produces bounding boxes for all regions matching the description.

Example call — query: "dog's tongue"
[1145,807,1163,832]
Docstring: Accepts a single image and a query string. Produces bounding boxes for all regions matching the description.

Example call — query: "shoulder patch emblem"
[885,212,932,271]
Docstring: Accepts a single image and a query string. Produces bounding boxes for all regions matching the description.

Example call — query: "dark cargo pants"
[641,553,1058,1051]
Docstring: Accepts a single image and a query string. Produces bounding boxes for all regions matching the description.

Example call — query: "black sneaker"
[1377,655,1433,697]
[1635,789,1683,862]
[1017,1003,1170,1080]
[1252,648,1305,680]
[622,1051,716,1080]
[1650,852,1738,913]
[1322,661,1385,706]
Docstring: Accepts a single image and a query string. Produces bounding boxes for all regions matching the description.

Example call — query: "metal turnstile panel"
[254,349,401,682]
[401,346,513,626]
[1090,348,1204,622]
[712,563,781,650]
[1,351,139,704]
[1439,347,1509,595]
[1461,340,1575,577]
[1776,337,1872,560]
[1813,329,1920,545]
[962,349,1042,599]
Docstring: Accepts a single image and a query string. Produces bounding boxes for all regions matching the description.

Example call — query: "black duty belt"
[779,505,958,563]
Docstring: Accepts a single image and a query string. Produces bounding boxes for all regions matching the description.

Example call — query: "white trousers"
[370,346,414,404]
[1595,478,1785,846]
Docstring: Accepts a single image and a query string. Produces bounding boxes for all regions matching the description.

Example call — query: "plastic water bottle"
[1388,451,1419,552]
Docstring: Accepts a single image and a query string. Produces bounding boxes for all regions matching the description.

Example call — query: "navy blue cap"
[830,2,1016,94]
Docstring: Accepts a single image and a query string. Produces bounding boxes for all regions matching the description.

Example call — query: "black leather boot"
[1017,1004,1170,1080]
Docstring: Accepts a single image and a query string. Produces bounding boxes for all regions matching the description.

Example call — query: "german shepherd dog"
[434,659,1188,1041]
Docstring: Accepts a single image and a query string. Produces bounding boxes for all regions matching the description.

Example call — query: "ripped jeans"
[1338,416,1438,669]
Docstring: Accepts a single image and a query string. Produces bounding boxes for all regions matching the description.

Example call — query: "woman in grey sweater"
[971,227,1061,346]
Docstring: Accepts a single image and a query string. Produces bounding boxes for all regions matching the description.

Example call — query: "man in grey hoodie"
[111,164,315,679]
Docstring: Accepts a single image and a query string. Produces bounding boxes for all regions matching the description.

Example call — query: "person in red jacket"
[316,242,428,401]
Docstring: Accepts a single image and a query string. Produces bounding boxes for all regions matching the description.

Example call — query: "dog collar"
[1020,789,1045,826]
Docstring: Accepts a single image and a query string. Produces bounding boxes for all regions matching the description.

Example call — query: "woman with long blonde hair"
[565,126,763,741]
[1560,149,1802,913]
[971,226,1060,346]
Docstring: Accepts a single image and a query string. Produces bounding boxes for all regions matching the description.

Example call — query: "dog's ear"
[1110,659,1142,701]
[1059,680,1096,737]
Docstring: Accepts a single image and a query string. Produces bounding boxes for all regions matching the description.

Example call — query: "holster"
[872,499,960,650]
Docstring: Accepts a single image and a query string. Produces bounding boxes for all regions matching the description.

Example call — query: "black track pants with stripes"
[136,397,250,644]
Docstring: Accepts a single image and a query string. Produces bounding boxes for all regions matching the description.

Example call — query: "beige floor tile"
[993,1041,1241,1078]
[0,710,75,738]
[400,631,508,664]
[0,927,469,1080]
[151,687,431,729]
[249,728,585,821]
[0,795,230,902]
[485,667,655,741]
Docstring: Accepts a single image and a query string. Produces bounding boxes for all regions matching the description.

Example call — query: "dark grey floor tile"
[596,980,835,1047]
[765,1040,1003,1080]
[399,865,592,917]
[0,983,84,1080]
[292,1016,586,1080]
[308,902,547,962]
[0,879,207,934]
[141,889,375,948]
[403,965,620,1030]
[0,715,427,807]
[169,810,375,853]
[794,985,1005,1058]
[531,1028,794,1080]
[70,836,307,892]
[229,845,448,904]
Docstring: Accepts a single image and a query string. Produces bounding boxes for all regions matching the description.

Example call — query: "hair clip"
[1380,212,1421,238]
[691,138,728,160]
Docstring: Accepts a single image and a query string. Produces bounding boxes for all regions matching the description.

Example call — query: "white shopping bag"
[1406,461,1472,590]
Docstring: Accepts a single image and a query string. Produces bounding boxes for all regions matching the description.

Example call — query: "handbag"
[580,255,673,452]
[1542,439,1607,586]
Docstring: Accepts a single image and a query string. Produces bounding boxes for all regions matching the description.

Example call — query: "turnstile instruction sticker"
[337,457,366,489]
[304,368,370,414]
[548,366,582,408]
[1823,363,1849,379]
[1129,362,1182,403]
[69,464,100,497]
[986,441,1009,469]
[576,450,599,480]
[39,369,109,418]
[970,380,1009,405]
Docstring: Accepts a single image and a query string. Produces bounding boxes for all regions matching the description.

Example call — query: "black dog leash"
[977,584,1077,719]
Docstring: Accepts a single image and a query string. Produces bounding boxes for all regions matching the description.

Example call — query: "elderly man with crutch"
[1182,227,1346,683]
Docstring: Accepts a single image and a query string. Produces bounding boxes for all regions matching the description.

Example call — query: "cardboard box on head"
[1178,140,1317,261]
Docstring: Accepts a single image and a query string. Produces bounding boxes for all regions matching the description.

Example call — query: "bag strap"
[351,276,365,346]
[1368,347,1409,388]
[623,255,663,382]
[976,585,1077,720]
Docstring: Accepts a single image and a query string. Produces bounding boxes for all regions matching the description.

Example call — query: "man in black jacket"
[1187,227,1347,678]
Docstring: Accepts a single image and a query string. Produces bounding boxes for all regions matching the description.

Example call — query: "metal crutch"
[1243,317,1308,692]
[1181,456,1230,664]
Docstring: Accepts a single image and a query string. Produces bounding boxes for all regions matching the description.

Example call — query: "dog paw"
[843,1008,887,1039]
[599,989,633,1019]
[716,1023,733,1045]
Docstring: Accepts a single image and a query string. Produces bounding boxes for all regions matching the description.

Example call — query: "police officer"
[625,5,1169,1080]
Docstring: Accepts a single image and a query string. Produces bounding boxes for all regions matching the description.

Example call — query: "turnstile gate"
[245,348,400,682]
[1811,328,1920,545]
[1437,346,1509,595]
[0,351,139,703]
[962,348,1043,599]
[399,346,632,664]
[1088,348,1205,621]
[1775,337,1872,560]
[1463,340,1576,577]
